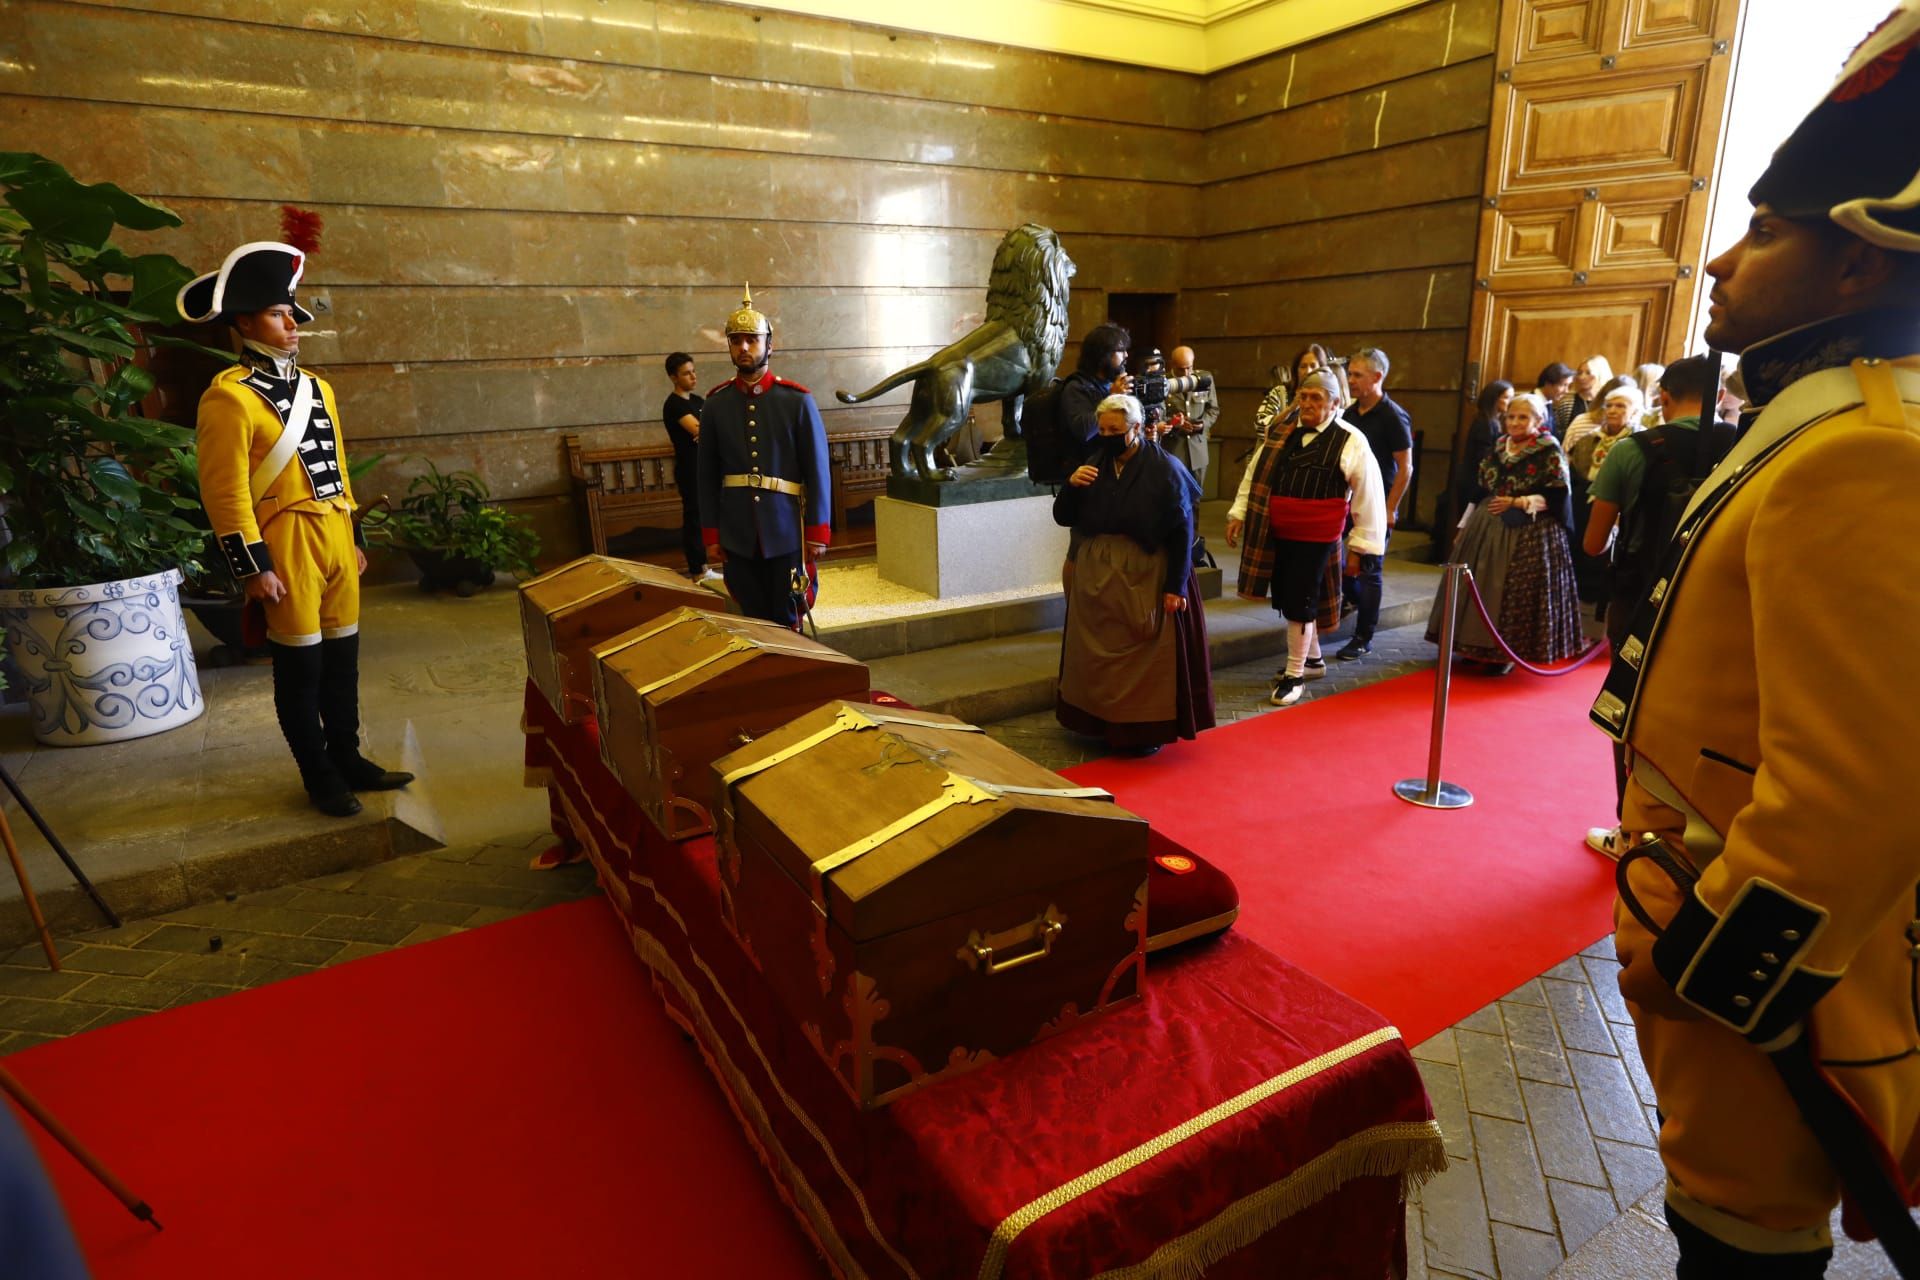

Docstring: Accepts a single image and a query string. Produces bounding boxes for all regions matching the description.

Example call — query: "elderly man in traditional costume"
[1259,368,1385,707]
[1593,5,1920,1271]
[1052,394,1214,756]
[180,237,412,818]
[698,286,833,628]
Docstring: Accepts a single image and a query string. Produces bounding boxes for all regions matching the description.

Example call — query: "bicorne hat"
[175,241,315,325]
[1750,0,1920,252]
[725,283,771,337]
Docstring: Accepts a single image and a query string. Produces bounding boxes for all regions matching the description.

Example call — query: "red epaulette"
[707,380,735,396]
[773,376,811,394]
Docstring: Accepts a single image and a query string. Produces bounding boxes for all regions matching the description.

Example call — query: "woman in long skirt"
[1055,394,1215,755]
[1428,392,1583,670]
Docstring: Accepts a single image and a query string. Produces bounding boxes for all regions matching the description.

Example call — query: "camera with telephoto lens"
[1132,349,1212,429]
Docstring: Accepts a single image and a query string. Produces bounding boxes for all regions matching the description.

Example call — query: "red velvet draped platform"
[521,684,1444,1278]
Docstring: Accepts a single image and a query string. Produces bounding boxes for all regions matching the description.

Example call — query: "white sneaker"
[697,567,724,583]
[1268,676,1306,707]
[1585,826,1629,861]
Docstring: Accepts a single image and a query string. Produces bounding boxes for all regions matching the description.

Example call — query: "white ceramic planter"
[0,568,205,746]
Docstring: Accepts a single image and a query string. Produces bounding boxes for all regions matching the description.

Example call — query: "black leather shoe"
[310,786,364,818]
[339,758,415,791]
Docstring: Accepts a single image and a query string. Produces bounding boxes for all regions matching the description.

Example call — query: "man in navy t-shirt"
[1338,347,1414,660]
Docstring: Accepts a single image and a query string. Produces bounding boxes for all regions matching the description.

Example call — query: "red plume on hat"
[279,205,324,256]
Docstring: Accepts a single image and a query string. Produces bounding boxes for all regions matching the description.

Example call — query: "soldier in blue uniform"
[697,286,833,628]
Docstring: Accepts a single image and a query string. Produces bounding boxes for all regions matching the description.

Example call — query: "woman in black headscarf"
[1054,394,1215,755]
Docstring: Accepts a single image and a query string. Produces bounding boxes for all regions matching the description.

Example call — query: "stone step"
[0,718,443,951]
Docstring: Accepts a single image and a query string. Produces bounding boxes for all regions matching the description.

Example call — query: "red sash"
[1266,495,1349,542]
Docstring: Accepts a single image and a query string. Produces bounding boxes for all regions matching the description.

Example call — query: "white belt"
[721,473,803,497]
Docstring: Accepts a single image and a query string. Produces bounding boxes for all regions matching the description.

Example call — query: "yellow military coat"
[1603,351,1920,1246]
[196,362,356,581]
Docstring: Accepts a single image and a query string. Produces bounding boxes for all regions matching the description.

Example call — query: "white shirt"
[1228,420,1387,556]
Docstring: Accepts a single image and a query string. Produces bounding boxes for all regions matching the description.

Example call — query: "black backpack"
[1610,420,1736,600]
[1022,377,1072,486]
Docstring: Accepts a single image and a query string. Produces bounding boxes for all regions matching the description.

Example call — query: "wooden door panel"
[1593,188,1690,269]
[1517,0,1604,60]
[1623,0,1718,48]
[1492,203,1583,273]
[1482,283,1671,389]
[1457,0,1738,491]
[1506,66,1704,188]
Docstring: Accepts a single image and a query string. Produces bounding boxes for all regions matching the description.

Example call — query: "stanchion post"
[1394,563,1474,809]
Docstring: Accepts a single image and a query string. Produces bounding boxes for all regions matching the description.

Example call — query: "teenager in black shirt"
[662,352,713,579]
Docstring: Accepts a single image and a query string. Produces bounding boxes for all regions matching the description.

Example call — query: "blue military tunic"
[696,368,832,558]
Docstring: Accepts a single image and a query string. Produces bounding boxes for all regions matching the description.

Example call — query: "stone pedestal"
[875,494,1069,598]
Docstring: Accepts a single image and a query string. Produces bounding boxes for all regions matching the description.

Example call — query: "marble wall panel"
[1205,59,1494,184]
[1202,328,1470,393]
[1206,0,1500,126]
[1180,265,1475,340]
[19,0,1202,180]
[1205,131,1487,237]
[59,0,1206,127]
[1190,200,1482,289]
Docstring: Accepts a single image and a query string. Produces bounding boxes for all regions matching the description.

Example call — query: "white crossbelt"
[249,374,317,504]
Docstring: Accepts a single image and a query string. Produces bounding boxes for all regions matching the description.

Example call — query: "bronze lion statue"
[835,223,1074,482]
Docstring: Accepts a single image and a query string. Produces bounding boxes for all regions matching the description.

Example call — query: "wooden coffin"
[519,555,715,723]
[593,609,869,840]
[713,701,1149,1108]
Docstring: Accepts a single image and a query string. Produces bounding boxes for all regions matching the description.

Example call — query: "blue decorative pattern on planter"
[0,569,205,746]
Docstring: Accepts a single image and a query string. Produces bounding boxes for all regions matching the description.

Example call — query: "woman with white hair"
[1052,394,1215,755]
[1427,391,1582,670]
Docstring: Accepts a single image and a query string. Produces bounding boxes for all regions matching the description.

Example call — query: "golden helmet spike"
[725,282,771,337]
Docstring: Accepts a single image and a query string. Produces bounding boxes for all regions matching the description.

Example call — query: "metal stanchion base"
[1393,778,1474,809]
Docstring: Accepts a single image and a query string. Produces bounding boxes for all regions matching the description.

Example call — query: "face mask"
[1098,433,1129,459]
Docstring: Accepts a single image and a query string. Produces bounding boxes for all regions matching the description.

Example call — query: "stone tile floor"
[0,616,1712,1278]
[0,832,596,1056]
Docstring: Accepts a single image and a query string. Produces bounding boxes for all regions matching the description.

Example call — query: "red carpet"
[6,899,819,1278]
[1066,668,1621,1048]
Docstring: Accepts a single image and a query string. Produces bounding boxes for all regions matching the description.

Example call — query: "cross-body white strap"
[249,374,316,504]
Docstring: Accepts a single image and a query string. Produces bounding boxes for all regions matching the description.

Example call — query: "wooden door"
[1466,0,1744,399]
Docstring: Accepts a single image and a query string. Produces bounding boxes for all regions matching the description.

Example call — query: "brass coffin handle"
[959,907,1065,975]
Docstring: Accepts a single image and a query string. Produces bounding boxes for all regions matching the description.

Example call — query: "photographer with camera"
[1159,346,1219,490]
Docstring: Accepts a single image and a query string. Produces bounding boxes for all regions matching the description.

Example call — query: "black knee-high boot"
[319,634,414,792]
[270,640,359,817]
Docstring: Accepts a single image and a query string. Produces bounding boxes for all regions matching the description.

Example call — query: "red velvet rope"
[1454,566,1611,677]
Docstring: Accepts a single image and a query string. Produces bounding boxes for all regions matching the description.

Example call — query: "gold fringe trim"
[627,924,870,1280]
[1087,1121,1448,1280]
[522,764,553,789]
[977,1025,1406,1280]
[534,735,922,1279]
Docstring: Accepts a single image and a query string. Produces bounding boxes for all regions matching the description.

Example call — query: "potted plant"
[367,459,539,597]
[0,152,215,746]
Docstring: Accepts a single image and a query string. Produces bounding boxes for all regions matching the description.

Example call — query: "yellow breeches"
[261,509,360,645]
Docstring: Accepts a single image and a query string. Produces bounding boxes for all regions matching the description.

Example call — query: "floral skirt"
[1427,508,1583,664]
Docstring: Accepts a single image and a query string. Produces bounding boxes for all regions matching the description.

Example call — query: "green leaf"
[127,254,193,320]
[88,182,180,232]
[2,539,37,577]
[147,332,240,365]
[0,460,12,491]
[90,458,143,505]
[0,153,65,186]
[45,326,135,360]
[7,179,115,249]
[66,494,115,533]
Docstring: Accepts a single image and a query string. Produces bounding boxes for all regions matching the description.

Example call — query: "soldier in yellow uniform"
[178,242,411,817]
[1592,6,1920,1273]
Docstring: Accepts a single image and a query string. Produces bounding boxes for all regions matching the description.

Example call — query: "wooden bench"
[564,428,893,557]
